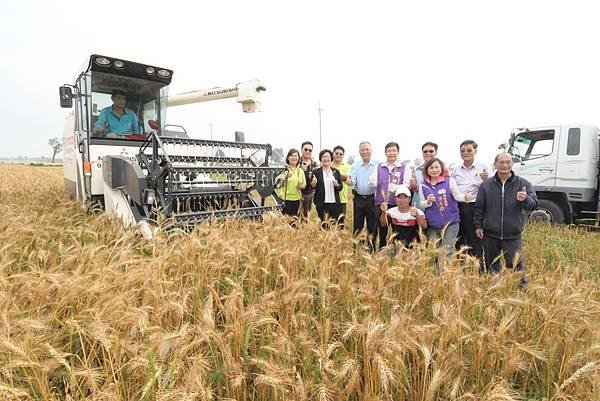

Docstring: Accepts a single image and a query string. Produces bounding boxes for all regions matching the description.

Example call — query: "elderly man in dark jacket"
[474,153,538,286]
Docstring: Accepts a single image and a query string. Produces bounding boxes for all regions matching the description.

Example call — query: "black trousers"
[315,203,343,227]
[282,200,300,217]
[352,194,377,240]
[299,192,314,218]
[457,202,482,257]
[338,203,347,228]
[375,207,388,249]
[482,236,524,273]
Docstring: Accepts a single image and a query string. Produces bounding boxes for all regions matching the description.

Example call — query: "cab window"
[566,128,581,156]
[91,93,113,129]
[89,71,167,139]
[511,130,554,161]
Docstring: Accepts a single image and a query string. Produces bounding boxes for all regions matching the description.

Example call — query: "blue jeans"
[427,222,460,258]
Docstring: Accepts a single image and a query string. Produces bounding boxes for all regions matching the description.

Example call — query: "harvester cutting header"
[59,54,285,236]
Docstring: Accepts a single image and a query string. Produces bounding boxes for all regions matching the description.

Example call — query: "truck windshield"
[510,130,555,161]
[90,71,168,139]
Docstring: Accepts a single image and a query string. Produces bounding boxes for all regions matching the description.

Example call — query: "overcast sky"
[2,0,599,166]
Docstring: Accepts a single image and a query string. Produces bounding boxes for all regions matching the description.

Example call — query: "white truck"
[504,124,600,226]
[59,54,285,235]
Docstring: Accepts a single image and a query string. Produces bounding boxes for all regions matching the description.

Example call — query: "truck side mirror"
[59,86,73,108]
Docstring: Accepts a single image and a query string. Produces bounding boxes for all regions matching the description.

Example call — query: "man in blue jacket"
[474,152,538,287]
[94,89,139,137]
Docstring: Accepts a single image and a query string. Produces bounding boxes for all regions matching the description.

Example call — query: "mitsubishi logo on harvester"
[205,87,236,96]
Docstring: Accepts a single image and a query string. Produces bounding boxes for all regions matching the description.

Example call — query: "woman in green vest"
[276,148,307,216]
[332,145,351,228]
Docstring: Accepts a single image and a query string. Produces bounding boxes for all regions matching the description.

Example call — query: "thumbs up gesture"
[516,186,527,202]
[311,174,318,187]
[480,168,489,180]
[465,191,473,203]
[409,167,417,190]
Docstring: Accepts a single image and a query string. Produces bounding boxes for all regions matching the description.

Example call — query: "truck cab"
[506,124,600,224]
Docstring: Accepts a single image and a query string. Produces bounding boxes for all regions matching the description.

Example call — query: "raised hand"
[426,193,436,206]
[409,167,417,190]
[410,206,417,217]
[516,186,527,202]
[311,174,317,187]
[480,168,489,180]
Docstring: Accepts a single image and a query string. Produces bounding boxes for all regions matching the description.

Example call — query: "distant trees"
[48,138,63,163]
[214,148,226,160]
[271,147,284,164]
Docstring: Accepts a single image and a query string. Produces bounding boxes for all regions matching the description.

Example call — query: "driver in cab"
[93,89,139,138]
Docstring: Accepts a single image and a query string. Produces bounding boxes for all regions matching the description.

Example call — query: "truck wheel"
[529,199,565,224]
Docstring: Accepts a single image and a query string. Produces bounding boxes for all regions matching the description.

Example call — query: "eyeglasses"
[422,150,435,154]
[303,148,313,152]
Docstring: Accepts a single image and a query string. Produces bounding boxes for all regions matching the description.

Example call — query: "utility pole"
[316,100,324,152]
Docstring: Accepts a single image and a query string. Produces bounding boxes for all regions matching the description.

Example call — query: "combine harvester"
[59,55,285,237]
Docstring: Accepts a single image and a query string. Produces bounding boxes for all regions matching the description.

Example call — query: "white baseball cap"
[395,185,411,197]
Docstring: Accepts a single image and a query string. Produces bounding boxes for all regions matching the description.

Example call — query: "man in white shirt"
[350,141,379,250]
[451,139,489,257]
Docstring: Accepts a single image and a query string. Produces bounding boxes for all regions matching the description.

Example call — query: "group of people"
[97,89,536,283]
[275,139,539,286]
[275,142,351,227]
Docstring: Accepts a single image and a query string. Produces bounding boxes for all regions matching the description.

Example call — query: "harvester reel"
[137,134,286,227]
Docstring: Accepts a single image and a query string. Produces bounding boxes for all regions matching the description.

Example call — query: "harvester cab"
[60,54,285,236]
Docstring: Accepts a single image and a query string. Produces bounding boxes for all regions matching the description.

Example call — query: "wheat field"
[1,164,600,400]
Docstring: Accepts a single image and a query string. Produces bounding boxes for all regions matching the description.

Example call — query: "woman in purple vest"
[418,158,471,260]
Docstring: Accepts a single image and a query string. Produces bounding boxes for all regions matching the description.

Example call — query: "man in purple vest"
[368,142,416,249]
